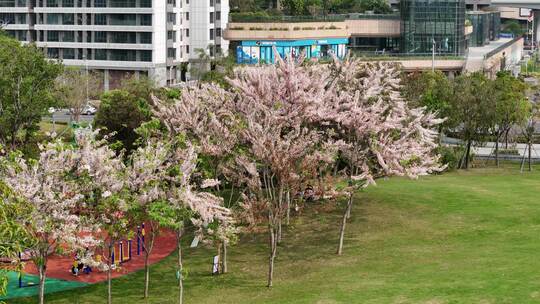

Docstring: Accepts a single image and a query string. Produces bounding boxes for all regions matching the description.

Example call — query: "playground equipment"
[111,222,146,265]
[17,253,36,288]
[110,239,133,265]
[137,223,146,255]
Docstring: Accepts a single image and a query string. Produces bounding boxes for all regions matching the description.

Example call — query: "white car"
[82,105,97,115]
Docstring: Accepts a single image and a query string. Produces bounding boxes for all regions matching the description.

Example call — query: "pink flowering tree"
[151,85,239,273]
[224,55,337,287]
[127,140,169,299]
[325,58,444,255]
[142,138,233,304]
[1,138,100,304]
[70,130,128,304]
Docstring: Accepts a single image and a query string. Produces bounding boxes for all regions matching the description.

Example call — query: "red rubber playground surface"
[23,229,177,284]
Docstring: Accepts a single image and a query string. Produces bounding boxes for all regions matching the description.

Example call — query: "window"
[63,48,75,59]
[46,13,60,24]
[209,28,214,40]
[140,0,151,7]
[209,12,214,23]
[110,49,136,61]
[167,13,176,25]
[47,0,58,7]
[94,0,105,7]
[110,32,136,43]
[63,0,74,7]
[62,13,74,25]
[216,11,221,20]
[47,48,59,58]
[95,31,107,42]
[94,14,107,25]
[110,14,136,25]
[167,48,175,59]
[167,31,176,42]
[62,31,74,42]
[47,30,59,41]
[140,50,152,62]
[216,28,221,37]
[140,14,151,26]
[95,49,107,60]
[140,32,152,44]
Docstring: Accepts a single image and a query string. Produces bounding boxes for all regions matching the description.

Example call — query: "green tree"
[55,67,101,122]
[94,79,154,153]
[0,34,63,148]
[402,71,455,133]
[492,71,530,166]
[452,73,497,169]
[0,181,36,301]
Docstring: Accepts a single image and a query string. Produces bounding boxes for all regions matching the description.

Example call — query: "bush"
[438,145,465,171]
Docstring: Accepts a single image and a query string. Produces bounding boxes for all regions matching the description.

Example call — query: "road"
[42,109,95,124]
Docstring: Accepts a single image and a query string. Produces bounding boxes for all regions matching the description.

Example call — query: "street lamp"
[48,107,56,134]
[432,38,436,73]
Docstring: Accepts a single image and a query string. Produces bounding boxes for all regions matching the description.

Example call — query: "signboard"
[520,8,532,17]
[212,255,220,275]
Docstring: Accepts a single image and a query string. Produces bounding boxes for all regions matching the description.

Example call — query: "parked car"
[82,105,97,115]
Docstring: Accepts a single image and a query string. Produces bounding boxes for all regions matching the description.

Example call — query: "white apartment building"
[0,0,229,89]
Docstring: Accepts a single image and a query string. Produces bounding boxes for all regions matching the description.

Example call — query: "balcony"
[225,22,349,41]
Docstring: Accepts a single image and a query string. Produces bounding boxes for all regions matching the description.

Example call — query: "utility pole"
[432,38,436,72]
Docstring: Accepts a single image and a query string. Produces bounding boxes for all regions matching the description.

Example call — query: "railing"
[349,49,465,61]
[483,35,523,59]
[229,12,399,23]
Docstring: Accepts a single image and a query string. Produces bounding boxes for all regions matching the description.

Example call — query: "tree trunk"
[337,191,353,255]
[267,216,278,288]
[529,141,532,171]
[286,191,290,225]
[277,186,283,244]
[464,140,472,169]
[107,263,112,304]
[38,259,47,304]
[505,129,510,149]
[221,241,228,274]
[495,132,500,167]
[107,242,113,304]
[143,229,156,299]
[177,228,184,304]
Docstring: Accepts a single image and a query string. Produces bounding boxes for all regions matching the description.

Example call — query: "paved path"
[465,38,513,72]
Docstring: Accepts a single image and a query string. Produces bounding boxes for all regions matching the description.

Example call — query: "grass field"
[10,166,540,304]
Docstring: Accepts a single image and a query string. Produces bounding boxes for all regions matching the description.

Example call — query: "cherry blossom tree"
[151,85,239,274]
[127,140,169,298]
[1,138,100,304]
[224,54,337,287]
[70,130,127,304]
[325,58,444,255]
[143,138,233,304]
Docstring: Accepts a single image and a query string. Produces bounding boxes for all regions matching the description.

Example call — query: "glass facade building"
[400,0,466,56]
[467,11,500,47]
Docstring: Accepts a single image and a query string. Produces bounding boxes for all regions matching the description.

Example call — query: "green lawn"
[10,166,540,304]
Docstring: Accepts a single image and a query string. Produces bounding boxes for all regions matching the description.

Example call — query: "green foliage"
[0,181,37,298]
[94,87,152,154]
[436,145,464,171]
[0,34,63,148]
[502,20,525,36]
[402,71,454,130]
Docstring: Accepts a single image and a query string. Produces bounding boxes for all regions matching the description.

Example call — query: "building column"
[104,70,110,91]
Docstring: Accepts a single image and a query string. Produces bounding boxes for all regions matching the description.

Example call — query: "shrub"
[438,145,465,171]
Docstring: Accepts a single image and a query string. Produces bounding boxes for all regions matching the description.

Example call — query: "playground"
[1,226,177,301]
